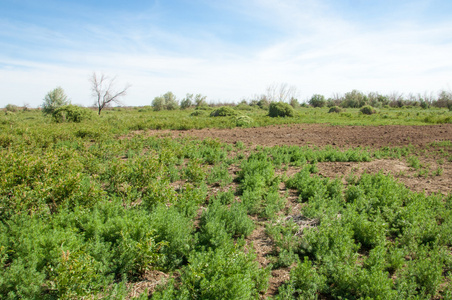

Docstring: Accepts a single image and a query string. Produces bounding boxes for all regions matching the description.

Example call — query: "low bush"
[210,106,237,117]
[52,105,94,123]
[328,106,342,113]
[268,102,295,117]
[5,104,19,112]
[360,105,377,115]
[235,115,253,127]
[153,242,270,299]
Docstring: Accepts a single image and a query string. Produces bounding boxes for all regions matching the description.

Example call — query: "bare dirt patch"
[150,123,452,149]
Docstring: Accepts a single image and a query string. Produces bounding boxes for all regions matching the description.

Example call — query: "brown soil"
[154,123,452,148]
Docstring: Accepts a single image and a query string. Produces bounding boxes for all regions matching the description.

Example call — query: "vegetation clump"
[235,115,253,127]
[268,102,295,117]
[360,105,377,115]
[5,104,19,112]
[328,106,342,113]
[52,105,94,123]
[210,106,237,117]
[42,87,70,115]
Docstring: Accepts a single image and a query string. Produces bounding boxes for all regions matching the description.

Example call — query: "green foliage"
[163,91,179,110]
[276,257,326,300]
[199,199,254,249]
[152,96,166,111]
[52,105,94,123]
[343,89,368,108]
[210,106,237,117]
[153,243,270,299]
[269,102,295,117]
[360,105,377,115]
[328,106,342,113]
[180,93,193,109]
[235,115,253,127]
[42,86,69,115]
[5,104,19,112]
[309,94,326,108]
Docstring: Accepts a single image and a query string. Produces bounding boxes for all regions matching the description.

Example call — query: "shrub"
[290,98,300,108]
[268,102,295,117]
[309,94,326,108]
[5,104,19,112]
[180,93,193,109]
[210,106,237,117]
[328,106,342,113]
[42,87,70,115]
[52,105,94,123]
[360,105,377,115]
[276,257,327,299]
[163,91,179,110]
[343,90,368,108]
[194,94,208,107]
[235,115,253,127]
[190,110,207,117]
[257,97,270,109]
[152,96,166,111]
[153,243,270,299]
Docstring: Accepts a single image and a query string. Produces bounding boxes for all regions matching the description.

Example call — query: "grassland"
[1,105,451,299]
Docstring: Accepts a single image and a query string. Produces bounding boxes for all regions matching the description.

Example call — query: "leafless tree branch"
[90,72,130,115]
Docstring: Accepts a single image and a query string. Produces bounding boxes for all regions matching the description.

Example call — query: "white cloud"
[1,0,451,108]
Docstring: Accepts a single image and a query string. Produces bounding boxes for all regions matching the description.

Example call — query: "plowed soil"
[164,123,452,148]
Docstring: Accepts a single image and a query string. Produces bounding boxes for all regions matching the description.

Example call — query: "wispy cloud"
[1,0,451,107]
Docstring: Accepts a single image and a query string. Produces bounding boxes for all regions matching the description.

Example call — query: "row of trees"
[7,77,451,119]
[306,90,452,109]
[151,92,207,111]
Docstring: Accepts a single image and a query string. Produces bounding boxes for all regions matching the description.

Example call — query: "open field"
[1,106,452,299]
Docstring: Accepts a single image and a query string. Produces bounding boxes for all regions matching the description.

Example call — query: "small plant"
[268,102,295,117]
[360,105,377,115]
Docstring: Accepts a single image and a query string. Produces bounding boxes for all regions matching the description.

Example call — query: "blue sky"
[1,0,452,107]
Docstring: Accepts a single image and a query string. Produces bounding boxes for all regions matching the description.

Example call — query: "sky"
[1,0,452,108]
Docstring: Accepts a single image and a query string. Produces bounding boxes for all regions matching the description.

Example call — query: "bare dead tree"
[90,72,130,115]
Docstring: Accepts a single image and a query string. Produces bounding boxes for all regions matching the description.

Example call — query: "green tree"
[180,94,193,109]
[163,92,179,110]
[42,87,69,115]
[152,96,166,111]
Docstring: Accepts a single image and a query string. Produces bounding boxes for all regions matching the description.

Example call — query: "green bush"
[360,105,377,115]
[210,106,237,117]
[268,102,295,117]
[276,257,327,300]
[328,106,342,113]
[5,104,19,112]
[52,105,94,123]
[309,94,326,108]
[153,242,270,299]
[235,115,253,127]
[42,87,70,115]
[190,110,207,117]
